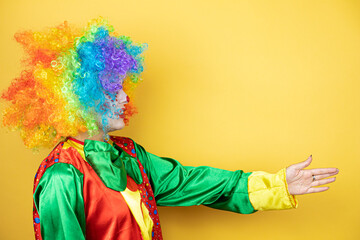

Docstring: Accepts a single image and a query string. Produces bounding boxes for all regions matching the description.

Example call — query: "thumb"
[292,155,312,170]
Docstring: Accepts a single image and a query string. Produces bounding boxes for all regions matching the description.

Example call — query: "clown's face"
[102,89,129,132]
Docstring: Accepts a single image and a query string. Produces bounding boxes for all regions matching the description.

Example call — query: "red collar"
[67,137,85,145]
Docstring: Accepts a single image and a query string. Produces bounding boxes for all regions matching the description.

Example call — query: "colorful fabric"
[33,135,298,239]
[33,137,161,240]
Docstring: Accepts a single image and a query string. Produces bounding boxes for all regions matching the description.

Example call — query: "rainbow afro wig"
[1,17,148,149]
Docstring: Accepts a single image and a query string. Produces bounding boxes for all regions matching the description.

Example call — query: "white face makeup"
[99,89,129,132]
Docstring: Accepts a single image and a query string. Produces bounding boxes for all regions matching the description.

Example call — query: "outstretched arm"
[286,155,339,195]
[134,141,300,213]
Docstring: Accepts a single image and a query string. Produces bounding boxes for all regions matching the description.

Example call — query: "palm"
[286,155,339,195]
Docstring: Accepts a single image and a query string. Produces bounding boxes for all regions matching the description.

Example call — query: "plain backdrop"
[0,0,359,239]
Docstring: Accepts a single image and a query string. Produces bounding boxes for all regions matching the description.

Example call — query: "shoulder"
[33,142,83,193]
[33,158,84,213]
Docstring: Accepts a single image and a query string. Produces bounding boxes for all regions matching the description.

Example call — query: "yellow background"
[0,0,359,239]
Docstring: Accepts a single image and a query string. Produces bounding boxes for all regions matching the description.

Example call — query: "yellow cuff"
[248,168,299,211]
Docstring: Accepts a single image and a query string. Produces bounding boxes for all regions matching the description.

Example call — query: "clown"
[1,17,339,240]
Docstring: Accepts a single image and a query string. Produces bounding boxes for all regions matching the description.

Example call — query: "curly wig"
[1,17,148,149]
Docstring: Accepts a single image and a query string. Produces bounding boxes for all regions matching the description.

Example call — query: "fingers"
[309,168,339,176]
[311,177,336,187]
[292,155,312,170]
[307,187,330,194]
[312,171,339,180]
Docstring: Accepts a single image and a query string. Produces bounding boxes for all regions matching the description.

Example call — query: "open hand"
[286,155,339,195]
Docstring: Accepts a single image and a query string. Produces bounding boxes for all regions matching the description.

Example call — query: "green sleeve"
[33,163,86,239]
[134,143,256,214]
